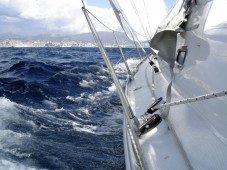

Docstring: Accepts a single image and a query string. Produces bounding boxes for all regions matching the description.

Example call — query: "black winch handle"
[147,97,163,114]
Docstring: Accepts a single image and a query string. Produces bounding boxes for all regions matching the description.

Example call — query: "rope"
[154,90,227,110]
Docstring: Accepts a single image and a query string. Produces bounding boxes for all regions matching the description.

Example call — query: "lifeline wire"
[83,8,132,76]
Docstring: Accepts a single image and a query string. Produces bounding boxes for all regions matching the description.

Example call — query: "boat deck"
[125,53,227,169]
[126,57,190,169]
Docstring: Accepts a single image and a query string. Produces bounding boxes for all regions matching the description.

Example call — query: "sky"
[86,0,111,8]
[0,0,176,36]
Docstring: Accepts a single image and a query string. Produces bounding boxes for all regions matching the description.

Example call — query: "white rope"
[154,90,227,110]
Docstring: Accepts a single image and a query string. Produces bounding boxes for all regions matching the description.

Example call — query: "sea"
[0,47,147,170]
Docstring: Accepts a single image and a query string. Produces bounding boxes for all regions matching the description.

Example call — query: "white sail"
[109,0,168,42]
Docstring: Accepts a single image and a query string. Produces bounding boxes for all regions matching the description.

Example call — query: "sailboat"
[82,0,227,169]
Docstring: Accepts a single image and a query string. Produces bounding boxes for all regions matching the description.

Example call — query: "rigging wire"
[129,0,151,41]
[81,0,85,7]
[82,5,148,169]
[85,9,115,32]
[82,0,147,71]
[120,14,147,38]
[120,14,147,55]
[130,32,143,60]
[107,0,148,57]
[142,0,153,38]
[85,6,147,61]
[83,7,132,76]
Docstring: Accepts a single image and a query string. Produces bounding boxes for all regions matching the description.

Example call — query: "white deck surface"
[125,54,227,169]
[126,58,190,169]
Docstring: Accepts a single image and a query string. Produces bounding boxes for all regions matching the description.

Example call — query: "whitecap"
[108,83,116,92]
[66,94,84,102]
[55,107,65,112]
[114,58,141,73]
[0,159,36,170]
[68,112,84,121]
[88,94,95,101]
[0,97,33,138]
[0,130,31,140]
[67,91,107,103]
[0,97,15,110]
[98,75,108,80]
[77,107,89,115]
[88,91,104,101]
[0,97,20,129]
[71,121,112,135]
[3,148,31,158]
[79,79,95,88]
[72,122,97,134]
[42,100,57,109]
[127,58,141,69]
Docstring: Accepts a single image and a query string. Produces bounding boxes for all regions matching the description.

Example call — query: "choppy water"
[0,47,145,169]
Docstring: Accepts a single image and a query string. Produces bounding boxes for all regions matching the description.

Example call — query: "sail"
[109,0,168,42]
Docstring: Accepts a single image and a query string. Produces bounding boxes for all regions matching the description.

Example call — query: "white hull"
[124,0,227,168]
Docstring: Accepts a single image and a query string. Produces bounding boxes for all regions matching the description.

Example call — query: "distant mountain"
[0,32,132,44]
[0,32,23,40]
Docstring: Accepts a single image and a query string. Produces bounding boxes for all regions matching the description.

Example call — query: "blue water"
[0,47,145,169]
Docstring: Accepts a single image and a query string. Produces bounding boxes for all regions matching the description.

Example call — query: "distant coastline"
[0,39,149,48]
[0,39,105,48]
[0,32,149,48]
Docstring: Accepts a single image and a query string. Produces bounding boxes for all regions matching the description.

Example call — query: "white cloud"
[0,0,121,35]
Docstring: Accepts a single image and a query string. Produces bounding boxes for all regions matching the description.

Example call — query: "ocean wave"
[0,160,36,170]
[79,79,96,88]
[0,47,142,169]
[0,97,21,128]
[2,60,62,81]
[0,97,37,169]
[114,58,141,74]
[108,83,116,92]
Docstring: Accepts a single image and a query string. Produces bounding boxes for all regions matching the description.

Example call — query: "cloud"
[0,0,121,35]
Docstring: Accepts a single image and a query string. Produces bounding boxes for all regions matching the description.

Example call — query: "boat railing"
[81,2,149,169]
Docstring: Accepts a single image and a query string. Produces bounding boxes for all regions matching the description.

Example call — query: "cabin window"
[176,46,187,67]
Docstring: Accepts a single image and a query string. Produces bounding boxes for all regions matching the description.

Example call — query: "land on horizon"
[0,31,138,47]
